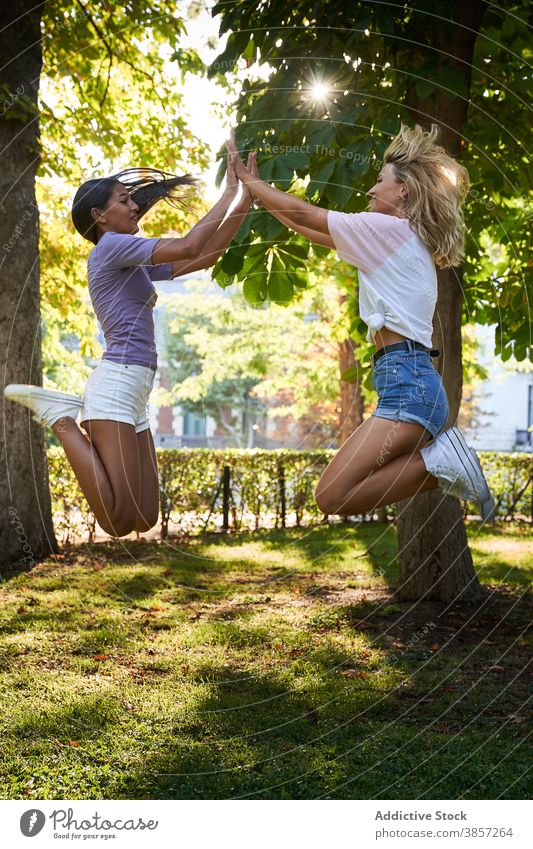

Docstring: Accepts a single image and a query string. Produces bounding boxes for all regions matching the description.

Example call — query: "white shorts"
[81,360,155,433]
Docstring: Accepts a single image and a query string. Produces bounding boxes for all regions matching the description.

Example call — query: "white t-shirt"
[327,210,437,348]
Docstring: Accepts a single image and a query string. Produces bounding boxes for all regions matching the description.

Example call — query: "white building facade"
[464,325,533,452]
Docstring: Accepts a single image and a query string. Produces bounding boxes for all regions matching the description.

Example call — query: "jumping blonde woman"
[5,145,254,537]
[228,125,496,520]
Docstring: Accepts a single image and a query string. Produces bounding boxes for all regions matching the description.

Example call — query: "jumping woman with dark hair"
[5,146,253,537]
[228,126,496,521]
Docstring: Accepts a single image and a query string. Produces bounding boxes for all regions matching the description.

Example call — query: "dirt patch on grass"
[305,581,532,651]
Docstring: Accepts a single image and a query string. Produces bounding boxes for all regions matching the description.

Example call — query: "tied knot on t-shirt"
[367,311,387,333]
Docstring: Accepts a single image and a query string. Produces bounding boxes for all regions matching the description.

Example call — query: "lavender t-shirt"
[87,232,173,369]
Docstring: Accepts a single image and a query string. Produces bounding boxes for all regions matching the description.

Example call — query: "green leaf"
[278,242,309,261]
[220,245,247,275]
[214,156,227,189]
[307,157,336,199]
[242,251,268,277]
[256,156,275,181]
[231,214,253,246]
[243,276,267,306]
[271,215,289,242]
[272,156,295,185]
[286,270,308,289]
[438,66,469,98]
[328,160,356,207]
[305,124,336,150]
[341,366,358,383]
[351,139,372,176]
[268,254,294,304]
[283,150,310,170]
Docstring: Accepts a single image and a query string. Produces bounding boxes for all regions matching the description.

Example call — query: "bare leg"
[52,417,158,537]
[330,449,437,514]
[134,428,159,532]
[315,416,438,515]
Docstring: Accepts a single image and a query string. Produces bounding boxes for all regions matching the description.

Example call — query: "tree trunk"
[338,337,364,444]
[397,265,484,601]
[396,1,487,602]
[0,2,58,568]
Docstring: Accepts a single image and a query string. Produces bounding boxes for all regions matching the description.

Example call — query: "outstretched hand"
[225,128,260,193]
[225,127,239,161]
[224,151,239,196]
[224,127,329,239]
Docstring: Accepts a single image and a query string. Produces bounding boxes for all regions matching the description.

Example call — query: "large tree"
[0,2,53,565]
[0,0,207,567]
[208,0,531,601]
[393,2,488,601]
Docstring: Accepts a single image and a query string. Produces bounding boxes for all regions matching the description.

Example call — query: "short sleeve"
[147,262,174,281]
[96,232,161,270]
[327,211,413,273]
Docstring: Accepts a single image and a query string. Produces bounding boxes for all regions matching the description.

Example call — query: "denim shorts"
[80,360,155,433]
[371,349,449,439]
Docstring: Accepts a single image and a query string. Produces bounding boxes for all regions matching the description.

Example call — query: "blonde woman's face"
[367,164,406,216]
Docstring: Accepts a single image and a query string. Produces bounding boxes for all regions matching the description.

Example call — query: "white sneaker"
[421,426,497,521]
[4,384,83,428]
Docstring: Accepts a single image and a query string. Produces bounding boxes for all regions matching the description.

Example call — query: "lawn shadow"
[199,523,400,590]
[12,691,120,741]
[115,581,532,799]
[113,655,397,800]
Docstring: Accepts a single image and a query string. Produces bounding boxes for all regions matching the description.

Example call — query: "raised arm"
[227,134,331,236]
[169,166,253,277]
[241,151,333,248]
[151,151,242,264]
[264,201,334,249]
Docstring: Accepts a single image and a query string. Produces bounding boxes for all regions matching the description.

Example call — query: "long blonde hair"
[383,124,470,268]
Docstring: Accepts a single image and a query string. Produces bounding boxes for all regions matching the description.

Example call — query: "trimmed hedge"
[158,449,332,536]
[47,447,532,541]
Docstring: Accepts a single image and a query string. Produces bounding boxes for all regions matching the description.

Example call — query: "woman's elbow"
[288,206,306,226]
[152,236,199,263]
[180,235,202,260]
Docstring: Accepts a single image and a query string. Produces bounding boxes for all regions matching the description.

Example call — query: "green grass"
[0,522,531,800]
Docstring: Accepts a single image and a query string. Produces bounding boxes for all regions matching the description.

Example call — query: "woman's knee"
[134,509,159,533]
[101,520,136,538]
[315,468,368,514]
[315,484,343,516]
[98,507,138,538]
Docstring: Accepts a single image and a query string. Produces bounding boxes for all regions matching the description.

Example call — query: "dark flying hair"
[71,167,197,245]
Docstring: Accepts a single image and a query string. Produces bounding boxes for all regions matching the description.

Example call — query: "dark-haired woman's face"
[92,182,140,239]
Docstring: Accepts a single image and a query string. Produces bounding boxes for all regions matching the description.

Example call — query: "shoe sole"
[443,428,495,517]
[471,450,497,522]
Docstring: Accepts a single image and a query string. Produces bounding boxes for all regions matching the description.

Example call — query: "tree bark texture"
[396,0,487,602]
[338,336,364,445]
[0,2,58,567]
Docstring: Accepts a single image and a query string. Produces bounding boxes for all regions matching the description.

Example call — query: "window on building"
[183,411,206,437]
